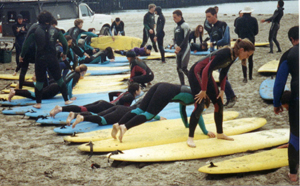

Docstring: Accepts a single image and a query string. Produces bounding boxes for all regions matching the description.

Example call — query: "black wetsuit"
[265,7,284,52]
[61,91,135,113]
[155,7,165,62]
[189,31,203,44]
[111,21,125,36]
[174,18,190,85]
[273,44,299,174]
[140,11,158,52]
[12,22,27,65]
[188,47,237,137]
[235,13,259,80]
[130,58,154,87]
[118,83,208,134]
[20,24,69,104]
[83,35,99,56]
[66,26,98,46]
[14,71,80,100]
[204,19,212,35]
[79,50,111,64]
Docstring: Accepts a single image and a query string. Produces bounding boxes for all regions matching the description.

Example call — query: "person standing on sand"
[235,6,258,83]
[187,39,255,148]
[140,4,158,52]
[273,26,299,182]
[204,6,218,35]
[261,0,284,53]
[173,10,190,85]
[154,6,166,63]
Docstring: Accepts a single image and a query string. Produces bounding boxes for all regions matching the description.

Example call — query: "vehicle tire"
[99,26,110,36]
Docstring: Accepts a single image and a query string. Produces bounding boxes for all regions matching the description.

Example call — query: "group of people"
[10,0,298,182]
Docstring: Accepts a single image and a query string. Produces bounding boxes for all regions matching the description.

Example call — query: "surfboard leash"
[107,150,124,163]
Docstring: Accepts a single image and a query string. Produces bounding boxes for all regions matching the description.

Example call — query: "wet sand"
[0,13,299,185]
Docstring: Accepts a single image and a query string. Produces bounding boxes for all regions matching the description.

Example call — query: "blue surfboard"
[87,69,130,76]
[259,77,290,100]
[85,63,129,67]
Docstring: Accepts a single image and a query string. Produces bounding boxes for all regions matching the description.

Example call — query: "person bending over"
[187,39,255,147]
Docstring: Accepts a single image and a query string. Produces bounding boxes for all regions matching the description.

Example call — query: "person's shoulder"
[182,22,190,29]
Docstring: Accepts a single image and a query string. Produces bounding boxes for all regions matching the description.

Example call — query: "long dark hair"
[105,47,115,59]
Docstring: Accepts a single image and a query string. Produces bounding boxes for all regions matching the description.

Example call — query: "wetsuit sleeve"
[219,65,231,91]
[58,32,68,55]
[204,19,212,34]
[265,10,279,22]
[72,46,85,57]
[143,13,151,31]
[179,23,190,48]
[121,21,125,30]
[12,25,18,37]
[82,32,98,37]
[179,103,189,128]
[131,66,147,80]
[110,22,116,30]
[108,91,122,101]
[20,33,35,58]
[198,115,208,135]
[217,25,230,47]
[273,60,289,107]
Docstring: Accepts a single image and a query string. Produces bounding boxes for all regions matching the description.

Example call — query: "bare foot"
[217,133,234,141]
[118,125,127,142]
[207,131,216,138]
[277,143,289,149]
[66,112,75,126]
[49,105,62,118]
[8,88,15,102]
[12,72,17,76]
[111,123,120,139]
[288,173,298,182]
[33,103,41,109]
[187,137,196,148]
[72,115,84,129]
[65,100,73,105]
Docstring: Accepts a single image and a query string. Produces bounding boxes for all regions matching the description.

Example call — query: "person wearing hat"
[261,0,284,53]
[12,14,27,67]
[111,17,125,36]
[115,45,152,56]
[126,51,154,88]
[235,6,258,83]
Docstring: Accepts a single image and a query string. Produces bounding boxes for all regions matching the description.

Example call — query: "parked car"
[0,0,112,37]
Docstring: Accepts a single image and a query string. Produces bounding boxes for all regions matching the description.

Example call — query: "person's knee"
[140,112,155,120]
[56,78,65,87]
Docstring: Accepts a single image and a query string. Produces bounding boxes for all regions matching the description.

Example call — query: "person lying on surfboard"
[111,82,216,143]
[114,45,152,57]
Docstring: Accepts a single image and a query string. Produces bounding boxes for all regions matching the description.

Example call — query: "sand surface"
[0,12,299,185]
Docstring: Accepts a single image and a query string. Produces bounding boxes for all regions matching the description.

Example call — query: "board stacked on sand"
[64,111,239,143]
[259,77,289,100]
[91,36,142,50]
[198,148,288,174]
[78,117,266,152]
[108,129,289,162]
[258,60,279,73]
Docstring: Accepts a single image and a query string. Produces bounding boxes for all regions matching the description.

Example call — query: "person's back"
[235,14,258,43]
[287,44,299,100]
[34,24,59,57]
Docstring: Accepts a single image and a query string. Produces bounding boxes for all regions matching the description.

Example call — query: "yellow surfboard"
[229,41,269,47]
[64,111,239,143]
[145,52,176,60]
[78,117,266,152]
[198,148,288,174]
[91,36,142,50]
[0,74,34,80]
[108,129,289,162]
[258,60,279,73]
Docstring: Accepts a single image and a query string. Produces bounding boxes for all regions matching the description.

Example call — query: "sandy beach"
[0,11,299,185]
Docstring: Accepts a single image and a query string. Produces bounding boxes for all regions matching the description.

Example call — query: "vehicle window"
[80,5,91,17]
[20,11,30,23]
[7,11,16,23]
[43,3,78,20]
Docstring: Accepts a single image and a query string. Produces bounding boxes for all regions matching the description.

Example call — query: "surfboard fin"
[107,150,124,163]
[208,162,218,168]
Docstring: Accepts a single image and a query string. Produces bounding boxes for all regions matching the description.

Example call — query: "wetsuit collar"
[177,18,185,26]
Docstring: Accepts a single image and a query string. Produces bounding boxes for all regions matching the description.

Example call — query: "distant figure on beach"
[261,0,284,53]
[205,7,236,108]
[235,6,258,83]
[111,17,125,36]
[273,26,299,182]
[12,14,27,68]
[189,25,209,52]
[140,4,158,52]
[234,10,243,28]
[154,6,166,63]
[173,10,190,85]
[204,6,218,35]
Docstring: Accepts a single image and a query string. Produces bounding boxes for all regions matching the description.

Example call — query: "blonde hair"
[148,4,156,10]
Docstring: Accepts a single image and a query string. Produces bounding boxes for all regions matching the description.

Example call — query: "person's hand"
[160,116,167,120]
[154,36,157,42]
[216,90,224,104]
[260,19,265,23]
[62,54,66,61]
[16,27,21,32]
[274,106,283,115]
[194,50,197,53]
[84,53,90,58]
[207,131,216,138]
[93,49,97,54]
[70,97,77,101]
[175,46,181,54]
[149,29,153,34]
[194,90,207,104]
[98,35,103,37]
[112,36,115,41]
[21,27,25,31]
[210,42,214,47]
[19,56,23,62]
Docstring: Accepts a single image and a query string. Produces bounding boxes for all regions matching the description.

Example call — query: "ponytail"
[233,38,255,58]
